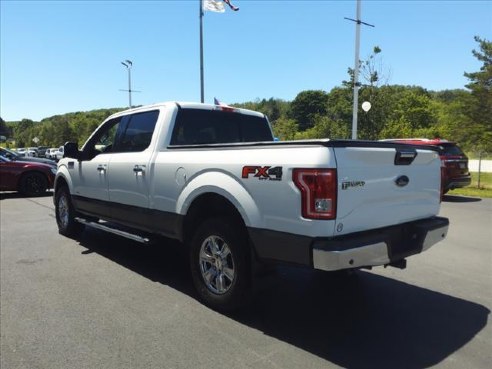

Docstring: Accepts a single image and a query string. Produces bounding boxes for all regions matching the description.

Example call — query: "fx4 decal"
[242,166,283,181]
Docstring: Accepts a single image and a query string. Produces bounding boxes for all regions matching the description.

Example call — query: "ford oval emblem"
[395,175,410,187]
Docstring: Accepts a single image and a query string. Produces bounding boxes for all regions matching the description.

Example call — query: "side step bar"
[75,217,150,244]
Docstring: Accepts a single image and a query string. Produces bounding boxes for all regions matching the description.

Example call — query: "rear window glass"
[170,108,273,145]
[439,144,464,156]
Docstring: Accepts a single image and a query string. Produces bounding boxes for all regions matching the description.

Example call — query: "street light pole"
[344,0,374,140]
[199,0,205,103]
[121,60,133,108]
[352,0,361,140]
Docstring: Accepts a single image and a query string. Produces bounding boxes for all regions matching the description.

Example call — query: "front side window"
[83,117,122,159]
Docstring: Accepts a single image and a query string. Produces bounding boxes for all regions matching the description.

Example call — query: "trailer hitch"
[385,259,407,270]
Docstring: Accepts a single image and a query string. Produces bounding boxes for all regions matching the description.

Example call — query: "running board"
[75,217,150,244]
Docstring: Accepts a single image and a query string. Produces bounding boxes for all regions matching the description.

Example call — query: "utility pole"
[345,0,374,139]
[199,0,205,103]
[121,60,133,108]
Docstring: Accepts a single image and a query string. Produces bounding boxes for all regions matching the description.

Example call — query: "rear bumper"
[312,217,449,271]
[445,176,471,190]
[248,217,449,271]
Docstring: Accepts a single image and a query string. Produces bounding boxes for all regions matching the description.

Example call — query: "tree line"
[2,36,490,155]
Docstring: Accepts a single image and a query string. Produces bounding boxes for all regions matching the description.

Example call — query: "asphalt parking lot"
[1,193,491,369]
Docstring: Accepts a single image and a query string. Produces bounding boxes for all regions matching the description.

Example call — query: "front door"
[70,117,122,218]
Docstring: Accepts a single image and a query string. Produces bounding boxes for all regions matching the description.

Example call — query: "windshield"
[0,147,20,159]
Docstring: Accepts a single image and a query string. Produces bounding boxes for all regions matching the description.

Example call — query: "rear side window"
[170,108,273,145]
[114,110,159,152]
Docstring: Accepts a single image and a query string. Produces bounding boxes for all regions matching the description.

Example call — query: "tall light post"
[345,0,374,139]
[121,60,133,108]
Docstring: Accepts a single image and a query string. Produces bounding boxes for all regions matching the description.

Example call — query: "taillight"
[293,169,337,220]
[440,159,446,202]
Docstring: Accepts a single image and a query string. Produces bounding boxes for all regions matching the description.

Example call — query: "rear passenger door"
[106,110,159,227]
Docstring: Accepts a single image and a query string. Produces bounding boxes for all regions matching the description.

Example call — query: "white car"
[16,148,37,157]
[45,148,58,159]
[54,146,64,161]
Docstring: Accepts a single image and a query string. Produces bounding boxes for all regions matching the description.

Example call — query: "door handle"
[133,165,146,175]
[97,164,107,172]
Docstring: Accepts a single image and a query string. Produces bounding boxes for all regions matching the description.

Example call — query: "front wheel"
[55,186,84,237]
[189,218,251,311]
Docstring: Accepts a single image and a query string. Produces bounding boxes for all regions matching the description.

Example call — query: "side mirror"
[64,142,80,160]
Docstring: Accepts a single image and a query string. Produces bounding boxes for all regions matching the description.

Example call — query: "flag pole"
[199,0,205,103]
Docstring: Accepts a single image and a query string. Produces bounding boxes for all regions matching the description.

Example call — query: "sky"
[1,0,491,122]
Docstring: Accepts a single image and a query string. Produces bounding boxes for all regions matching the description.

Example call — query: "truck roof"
[107,101,266,121]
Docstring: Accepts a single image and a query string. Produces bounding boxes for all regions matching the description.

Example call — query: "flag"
[203,0,239,13]
[223,0,239,11]
[203,0,225,13]
[214,97,227,106]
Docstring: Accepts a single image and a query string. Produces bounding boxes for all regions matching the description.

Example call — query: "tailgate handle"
[395,149,417,165]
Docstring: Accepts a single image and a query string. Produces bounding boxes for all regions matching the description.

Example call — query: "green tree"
[272,117,298,141]
[294,115,350,140]
[389,88,437,130]
[233,98,290,124]
[343,46,389,88]
[14,119,35,147]
[462,36,492,153]
[289,90,329,131]
[0,117,10,140]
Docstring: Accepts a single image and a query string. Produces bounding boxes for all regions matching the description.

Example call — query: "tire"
[55,186,84,237]
[189,217,251,311]
[20,172,48,196]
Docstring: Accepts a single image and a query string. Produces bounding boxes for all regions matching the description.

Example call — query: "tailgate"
[333,144,441,236]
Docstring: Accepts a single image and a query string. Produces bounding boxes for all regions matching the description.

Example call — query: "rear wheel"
[20,172,48,196]
[55,186,84,237]
[189,217,251,311]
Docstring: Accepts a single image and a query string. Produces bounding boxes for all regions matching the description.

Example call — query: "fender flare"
[176,171,261,228]
[54,165,74,194]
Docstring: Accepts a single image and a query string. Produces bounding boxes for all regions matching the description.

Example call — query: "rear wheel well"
[182,193,247,245]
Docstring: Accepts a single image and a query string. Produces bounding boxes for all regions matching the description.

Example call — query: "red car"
[382,138,471,194]
[0,155,56,196]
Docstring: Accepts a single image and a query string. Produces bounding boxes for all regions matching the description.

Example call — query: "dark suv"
[382,139,471,194]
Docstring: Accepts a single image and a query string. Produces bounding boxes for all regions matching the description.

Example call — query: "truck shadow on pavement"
[443,194,482,202]
[76,228,489,369]
[0,191,53,200]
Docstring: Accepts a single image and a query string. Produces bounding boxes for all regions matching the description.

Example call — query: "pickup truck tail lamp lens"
[440,159,446,202]
[293,169,337,220]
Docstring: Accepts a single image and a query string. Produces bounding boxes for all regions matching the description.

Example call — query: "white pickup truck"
[55,102,449,310]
